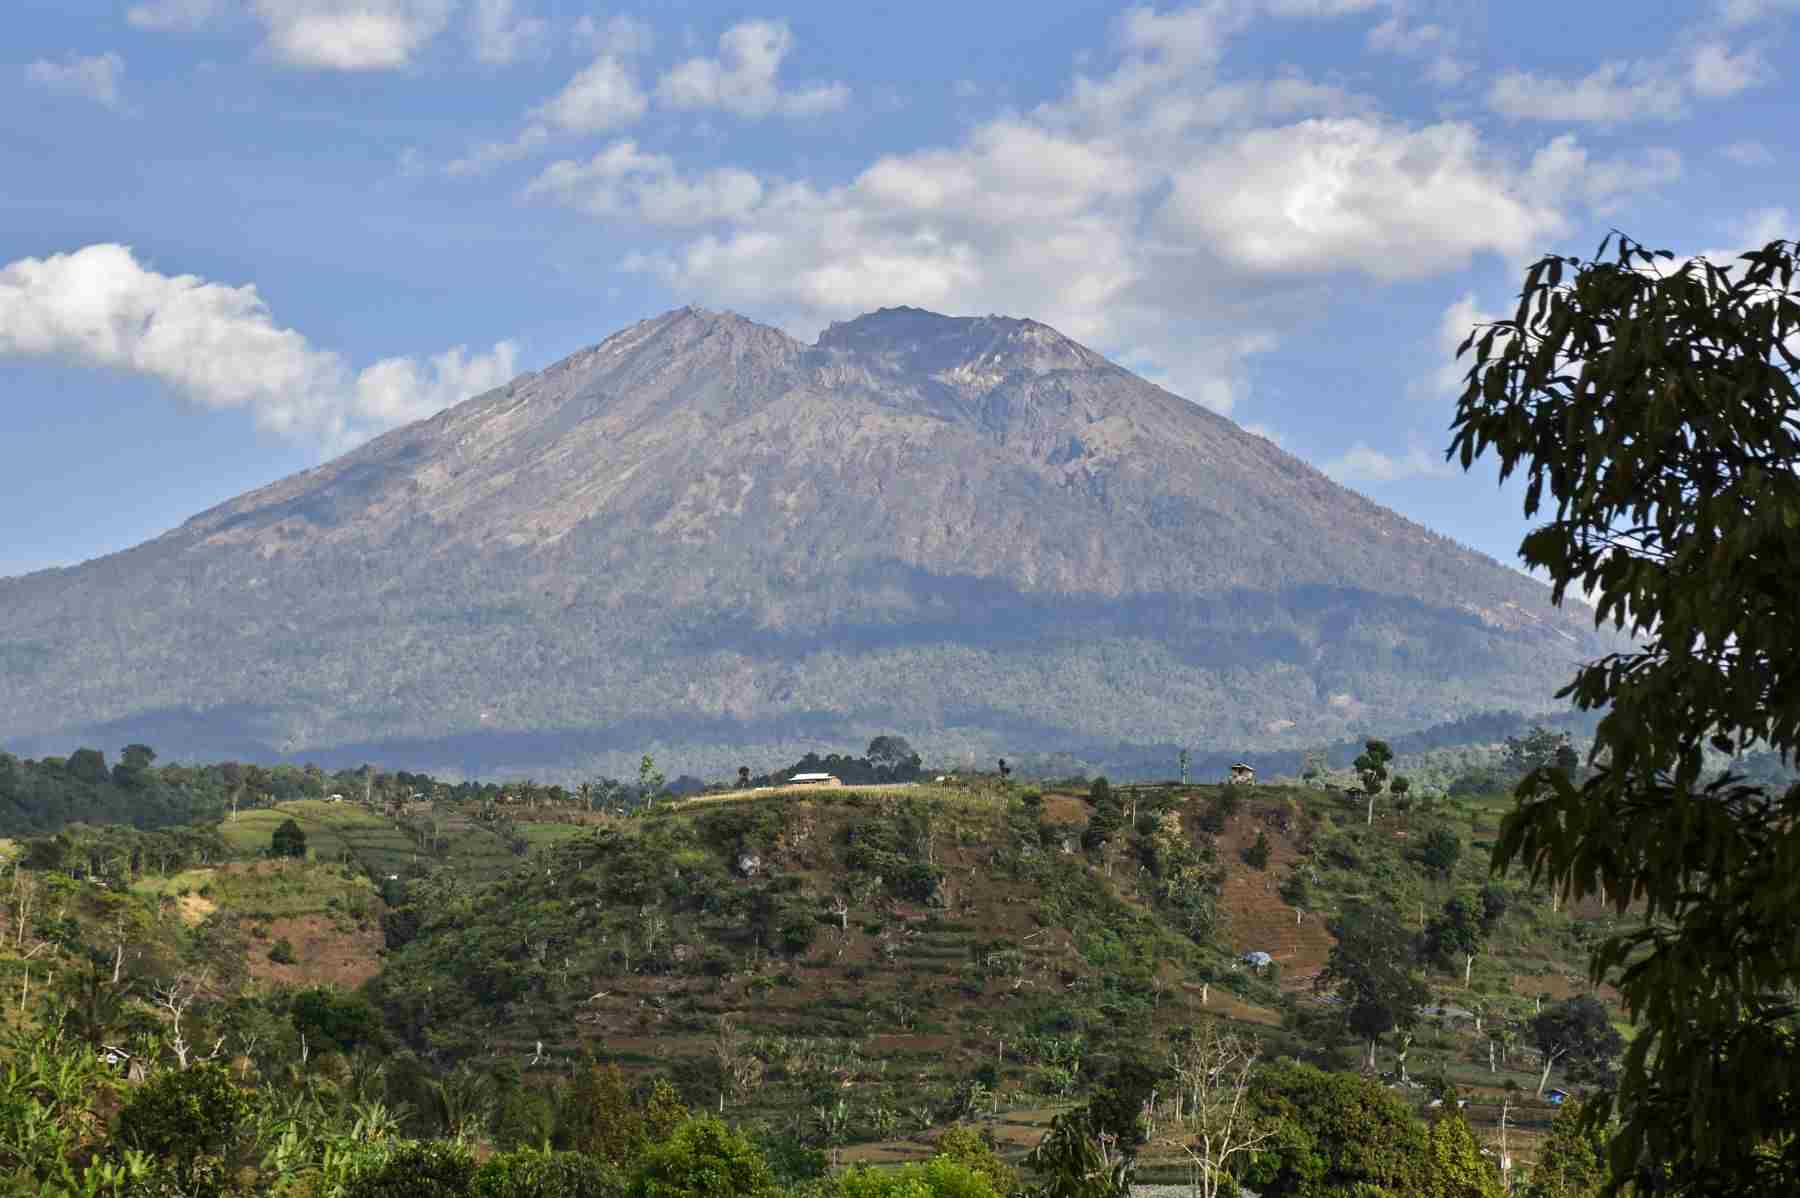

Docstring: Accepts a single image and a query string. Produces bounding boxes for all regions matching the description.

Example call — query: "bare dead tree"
[150,970,214,1068]
[1167,1021,1276,1198]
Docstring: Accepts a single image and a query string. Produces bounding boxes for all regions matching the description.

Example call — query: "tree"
[1245,1061,1430,1198]
[116,1062,251,1184]
[1423,897,1485,986]
[1413,825,1462,880]
[1529,996,1623,1097]
[1166,1020,1274,1198]
[1243,831,1271,870]
[637,756,665,807]
[1502,726,1572,778]
[1449,230,1800,1188]
[737,767,751,789]
[270,818,307,859]
[1422,1113,1507,1198]
[1088,776,1110,805]
[1317,902,1429,1073]
[628,1116,779,1198]
[1352,740,1392,823]
[1527,1100,1610,1198]
[867,736,920,776]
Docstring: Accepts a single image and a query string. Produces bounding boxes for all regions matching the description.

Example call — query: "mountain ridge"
[0,304,1602,779]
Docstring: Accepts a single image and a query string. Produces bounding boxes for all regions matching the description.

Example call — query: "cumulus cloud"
[469,0,548,64]
[1524,135,1683,212]
[1321,442,1457,484]
[656,19,849,118]
[253,0,455,70]
[525,140,764,225]
[24,52,126,109]
[606,5,1687,415]
[1685,40,1770,96]
[0,244,516,455]
[131,0,454,69]
[1159,119,1566,279]
[536,53,648,131]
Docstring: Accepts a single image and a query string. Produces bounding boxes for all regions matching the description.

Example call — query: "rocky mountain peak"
[814,306,1108,394]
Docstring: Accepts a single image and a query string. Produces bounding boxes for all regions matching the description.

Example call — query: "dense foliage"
[1451,229,1800,1192]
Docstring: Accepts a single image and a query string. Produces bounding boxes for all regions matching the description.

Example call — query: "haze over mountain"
[0,306,1604,779]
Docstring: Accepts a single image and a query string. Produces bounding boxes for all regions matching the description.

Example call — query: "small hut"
[1226,762,1256,786]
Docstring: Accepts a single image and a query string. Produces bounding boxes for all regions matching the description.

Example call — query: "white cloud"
[1486,29,1775,124]
[1159,118,1567,280]
[1429,292,1504,399]
[572,13,653,57]
[656,19,848,119]
[24,52,126,109]
[446,35,651,176]
[128,0,458,69]
[1487,61,1687,124]
[1364,12,1468,86]
[1321,442,1456,483]
[126,0,231,30]
[469,0,548,64]
[1686,40,1769,97]
[1716,0,1800,25]
[525,140,765,225]
[535,53,648,132]
[615,6,1675,416]
[0,244,516,455]
[1721,139,1775,166]
[446,125,550,176]
[1524,135,1683,211]
[252,0,453,70]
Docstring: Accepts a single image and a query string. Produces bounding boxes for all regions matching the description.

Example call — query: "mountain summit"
[0,307,1601,777]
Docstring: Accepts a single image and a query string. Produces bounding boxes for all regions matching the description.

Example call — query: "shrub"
[838,1158,1001,1198]
[116,1062,251,1166]
[343,1140,478,1198]
[268,938,298,964]
[1244,831,1271,870]
[474,1148,624,1198]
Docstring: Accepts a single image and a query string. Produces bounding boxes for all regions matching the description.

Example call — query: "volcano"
[0,305,1600,778]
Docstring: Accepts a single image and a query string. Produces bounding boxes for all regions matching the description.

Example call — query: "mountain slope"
[0,306,1601,777]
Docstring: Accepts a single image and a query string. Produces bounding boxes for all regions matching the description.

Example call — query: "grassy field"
[220,800,417,872]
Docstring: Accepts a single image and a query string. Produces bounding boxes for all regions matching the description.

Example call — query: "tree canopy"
[1449,229,1800,1192]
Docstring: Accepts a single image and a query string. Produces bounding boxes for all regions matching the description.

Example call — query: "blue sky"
[2,0,1795,579]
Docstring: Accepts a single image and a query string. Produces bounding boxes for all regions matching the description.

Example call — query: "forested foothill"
[7,231,1800,1196]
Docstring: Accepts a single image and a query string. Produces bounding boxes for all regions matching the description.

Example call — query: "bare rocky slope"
[0,306,1602,778]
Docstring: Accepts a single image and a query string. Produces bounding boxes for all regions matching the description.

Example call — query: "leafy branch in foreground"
[1449,228,1800,1193]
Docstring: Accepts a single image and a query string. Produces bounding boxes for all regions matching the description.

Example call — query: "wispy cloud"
[1322,442,1457,484]
[24,52,126,109]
